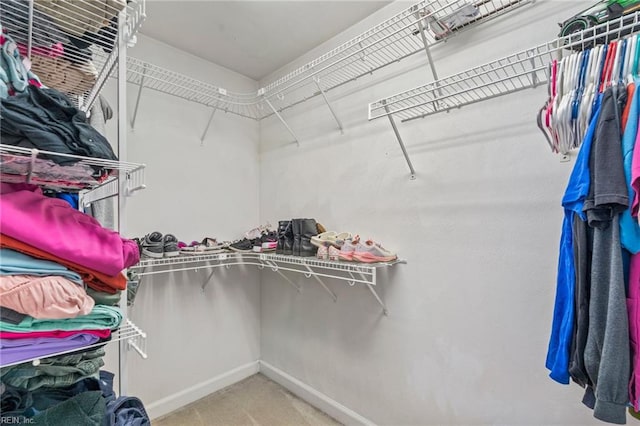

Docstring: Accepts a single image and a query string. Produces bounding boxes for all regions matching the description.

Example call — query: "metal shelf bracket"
[264,260,302,292]
[201,102,219,144]
[382,100,417,180]
[264,97,300,146]
[314,77,344,134]
[130,64,148,129]
[304,264,337,302]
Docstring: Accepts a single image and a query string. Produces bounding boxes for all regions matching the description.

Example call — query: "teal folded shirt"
[0,305,122,332]
[0,249,84,286]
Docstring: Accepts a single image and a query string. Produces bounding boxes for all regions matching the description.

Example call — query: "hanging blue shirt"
[546,93,603,385]
[620,79,640,253]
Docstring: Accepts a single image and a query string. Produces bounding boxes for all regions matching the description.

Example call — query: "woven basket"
[30,55,97,96]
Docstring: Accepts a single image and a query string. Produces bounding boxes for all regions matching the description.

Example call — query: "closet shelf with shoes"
[124,0,531,138]
[0,145,146,196]
[0,0,146,112]
[129,252,406,315]
[367,11,640,177]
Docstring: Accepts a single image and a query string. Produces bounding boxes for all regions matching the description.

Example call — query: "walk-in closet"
[1,0,639,425]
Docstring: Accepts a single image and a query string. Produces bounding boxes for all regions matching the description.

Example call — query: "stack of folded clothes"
[0,182,147,424]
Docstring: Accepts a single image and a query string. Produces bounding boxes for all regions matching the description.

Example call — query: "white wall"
[259,0,606,424]
[101,34,262,418]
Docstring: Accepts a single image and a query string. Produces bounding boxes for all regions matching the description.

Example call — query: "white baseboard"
[259,360,376,426]
[146,360,260,420]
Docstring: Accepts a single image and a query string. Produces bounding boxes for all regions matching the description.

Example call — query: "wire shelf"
[0,144,146,192]
[0,0,146,112]
[368,11,640,122]
[117,0,529,122]
[259,0,532,117]
[1,319,148,368]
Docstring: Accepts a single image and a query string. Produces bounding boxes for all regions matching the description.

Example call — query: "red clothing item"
[623,83,637,132]
[0,329,111,339]
[0,234,127,293]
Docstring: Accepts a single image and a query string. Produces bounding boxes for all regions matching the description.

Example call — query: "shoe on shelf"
[141,232,164,259]
[229,238,255,253]
[352,239,397,263]
[181,237,224,254]
[261,231,278,252]
[338,235,360,261]
[317,245,329,260]
[163,234,180,257]
[244,223,272,240]
[311,231,353,248]
[328,245,341,261]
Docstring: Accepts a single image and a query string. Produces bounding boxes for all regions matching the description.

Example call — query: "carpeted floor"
[152,374,342,426]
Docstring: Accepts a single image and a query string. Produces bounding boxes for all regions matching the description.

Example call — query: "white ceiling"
[140,1,391,81]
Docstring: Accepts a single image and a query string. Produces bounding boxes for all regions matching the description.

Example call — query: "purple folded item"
[0,333,99,366]
[0,183,139,276]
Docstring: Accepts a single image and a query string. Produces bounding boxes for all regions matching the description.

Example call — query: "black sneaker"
[229,238,254,252]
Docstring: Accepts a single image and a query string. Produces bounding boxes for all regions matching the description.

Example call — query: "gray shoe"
[141,232,163,259]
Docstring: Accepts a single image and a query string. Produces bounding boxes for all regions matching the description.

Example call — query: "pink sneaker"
[352,239,397,263]
[338,236,360,261]
[317,245,328,260]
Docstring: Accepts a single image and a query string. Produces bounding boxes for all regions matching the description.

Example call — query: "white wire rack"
[0,0,145,112]
[129,252,406,315]
[1,319,148,369]
[0,144,146,193]
[260,0,532,115]
[367,11,640,178]
[121,0,530,143]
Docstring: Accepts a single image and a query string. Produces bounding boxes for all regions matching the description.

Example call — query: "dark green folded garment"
[85,288,121,306]
[32,391,105,426]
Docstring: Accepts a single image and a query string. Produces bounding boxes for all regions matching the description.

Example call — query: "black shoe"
[300,218,318,257]
[292,219,302,256]
[229,238,254,252]
[276,221,290,254]
[284,221,294,255]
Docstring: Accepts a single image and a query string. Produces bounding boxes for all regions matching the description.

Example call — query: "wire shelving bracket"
[129,253,405,315]
[368,11,640,177]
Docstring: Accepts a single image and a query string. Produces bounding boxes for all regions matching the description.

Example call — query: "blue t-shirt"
[546,94,602,385]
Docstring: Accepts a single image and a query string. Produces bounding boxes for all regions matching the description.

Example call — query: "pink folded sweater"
[0,275,94,319]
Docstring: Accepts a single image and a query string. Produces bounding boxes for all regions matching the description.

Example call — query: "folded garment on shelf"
[0,85,117,163]
[0,275,94,319]
[31,390,106,426]
[1,347,105,390]
[34,0,126,38]
[0,304,122,333]
[0,0,69,47]
[16,43,64,59]
[0,329,111,340]
[0,234,127,294]
[0,333,99,367]
[0,307,26,325]
[0,184,139,277]
[0,249,83,285]
[86,288,121,306]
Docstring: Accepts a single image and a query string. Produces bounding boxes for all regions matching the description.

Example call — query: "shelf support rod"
[200,106,218,144]
[26,148,38,184]
[27,0,34,59]
[304,265,337,302]
[265,261,302,292]
[358,270,387,315]
[314,77,344,134]
[264,97,300,146]
[414,8,441,111]
[201,267,217,292]
[382,100,416,180]
[130,64,148,130]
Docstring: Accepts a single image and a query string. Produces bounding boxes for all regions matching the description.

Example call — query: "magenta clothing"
[629,254,640,410]
[631,115,640,217]
[0,329,111,339]
[0,184,139,276]
[17,42,64,59]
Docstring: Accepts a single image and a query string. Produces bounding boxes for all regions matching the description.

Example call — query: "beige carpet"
[153,374,342,426]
